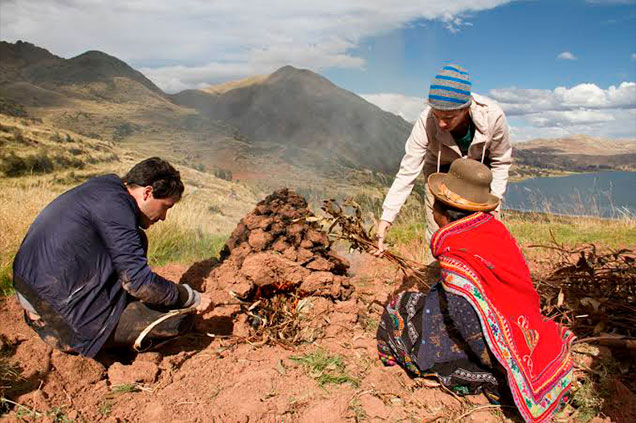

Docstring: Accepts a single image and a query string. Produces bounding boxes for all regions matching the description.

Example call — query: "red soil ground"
[1,190,633,423]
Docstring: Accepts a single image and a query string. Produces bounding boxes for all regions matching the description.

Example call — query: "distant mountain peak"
[173,64,412,173]
[268,65,327,81]
[201,74,269,95]
[270,65,303,76]
[72,50,122,61]
[0,40,61,65]
[0,41,164,96]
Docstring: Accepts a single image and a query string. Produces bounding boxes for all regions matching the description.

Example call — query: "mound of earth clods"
[198,188,354,338]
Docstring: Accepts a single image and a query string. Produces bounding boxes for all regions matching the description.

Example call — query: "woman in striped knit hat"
[375,64,513,262]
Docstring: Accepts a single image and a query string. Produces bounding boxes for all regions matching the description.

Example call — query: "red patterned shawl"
[431,212,575,423]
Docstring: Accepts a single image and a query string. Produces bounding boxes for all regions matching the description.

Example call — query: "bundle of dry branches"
[321,198,432,289]
[533,238,636,343]
[244,294,312,347]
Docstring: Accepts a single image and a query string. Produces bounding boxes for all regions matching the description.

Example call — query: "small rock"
[229,242,253,267]
[287,223,305,237]
[243,214,264,230]
[272,238,290,252]
[248,230,273,251]
[108,360,159,385]
[279,203,301,219]
[305,229,328,245]
[300,239,313,249]
[225,222,249,250]
[359,394,390,419]
[258,217,274,230]
[299,272,334,295]
[254,204,270,215]
[305,257,335,271]
[353,337,373,350]
[136,352,162,365]
[232,314,252,339]
[331,276,354,299]
[297,248,314,263]
[269,221,286,236]
[334,298,358,314]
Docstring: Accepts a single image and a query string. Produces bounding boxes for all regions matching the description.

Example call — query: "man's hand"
[373,220,392,257]
[195,292,213,314]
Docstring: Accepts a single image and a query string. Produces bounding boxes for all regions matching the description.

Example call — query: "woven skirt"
[376,284,507,399]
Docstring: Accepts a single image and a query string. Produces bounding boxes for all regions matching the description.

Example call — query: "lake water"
[504,171,636,218]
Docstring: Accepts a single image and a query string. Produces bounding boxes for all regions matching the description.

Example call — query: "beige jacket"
[381,93,512,223]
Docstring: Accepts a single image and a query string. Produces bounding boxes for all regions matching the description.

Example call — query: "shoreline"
[509,168,636,183]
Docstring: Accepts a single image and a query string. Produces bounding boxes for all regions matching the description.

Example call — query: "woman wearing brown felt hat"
[376,159,575,423]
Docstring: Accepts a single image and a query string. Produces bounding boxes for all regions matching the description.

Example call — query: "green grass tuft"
[571,374,605,423]
[506,214,636,249]
[0,262,13,297]
[146,221,226,267]
[290,349,359,388]
[98,400,112,416]
[388,208,635,251]
[110,383,140,394]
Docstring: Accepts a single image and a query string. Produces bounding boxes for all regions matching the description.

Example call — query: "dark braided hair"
[123,157,184,200]
[433,199,475,222]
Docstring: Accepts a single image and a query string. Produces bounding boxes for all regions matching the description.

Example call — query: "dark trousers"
[15,274,193,354]
[104,301,194,349]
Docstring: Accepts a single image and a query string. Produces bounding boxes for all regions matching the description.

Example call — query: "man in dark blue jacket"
[13,157,212,357]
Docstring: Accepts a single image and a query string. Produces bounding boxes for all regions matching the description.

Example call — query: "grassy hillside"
[513,135,636,173]
[0,113,259,294]
[2,111,634,296]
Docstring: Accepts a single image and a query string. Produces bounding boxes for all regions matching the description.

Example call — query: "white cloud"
[363,82,636,140]
[557,51,577,61]
[490,82,636,114]
[631,53,636,61]
[491,82,636,140]
[359,93,426,122]
[0,0,514,92]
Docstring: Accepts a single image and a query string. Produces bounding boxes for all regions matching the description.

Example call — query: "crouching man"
[12,157,212,357]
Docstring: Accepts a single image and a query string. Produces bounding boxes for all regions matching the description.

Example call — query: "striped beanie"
[428,64,472,110]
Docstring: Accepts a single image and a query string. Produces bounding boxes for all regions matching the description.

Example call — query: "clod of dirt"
[108,359,159,385]
[198,188,354,343]
[50,350,105,393]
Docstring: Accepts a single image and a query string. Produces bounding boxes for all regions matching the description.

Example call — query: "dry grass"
[0,178,63,294]
[0,113,260,294]
[504,210,635,252]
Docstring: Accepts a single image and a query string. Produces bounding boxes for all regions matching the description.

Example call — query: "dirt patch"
[197,188,353,344]
[1,190,633,423]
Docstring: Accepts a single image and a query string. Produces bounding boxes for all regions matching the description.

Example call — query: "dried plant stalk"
[246,293,307,347]
[532,235,636,339]
[321,198,432,289]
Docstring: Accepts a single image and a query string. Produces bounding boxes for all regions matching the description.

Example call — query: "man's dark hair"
[433,199,474,222]
[123,157,184,200]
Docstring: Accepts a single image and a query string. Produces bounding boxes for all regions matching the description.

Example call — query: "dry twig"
[532,240,636,340]
[321,198,432,289]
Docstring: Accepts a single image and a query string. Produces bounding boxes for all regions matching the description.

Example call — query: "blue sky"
[1,0,635,140]
[327,0,636,93]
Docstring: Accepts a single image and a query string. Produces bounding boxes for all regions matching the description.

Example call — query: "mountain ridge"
[0,41,164,99]
[172,65,413,174]
[513,134,636,171]
[1,40,633,177]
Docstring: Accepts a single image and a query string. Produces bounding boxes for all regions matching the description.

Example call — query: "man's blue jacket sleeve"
[91,192,180,306]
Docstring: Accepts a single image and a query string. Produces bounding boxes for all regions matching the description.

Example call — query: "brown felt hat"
[428,158,500,212]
